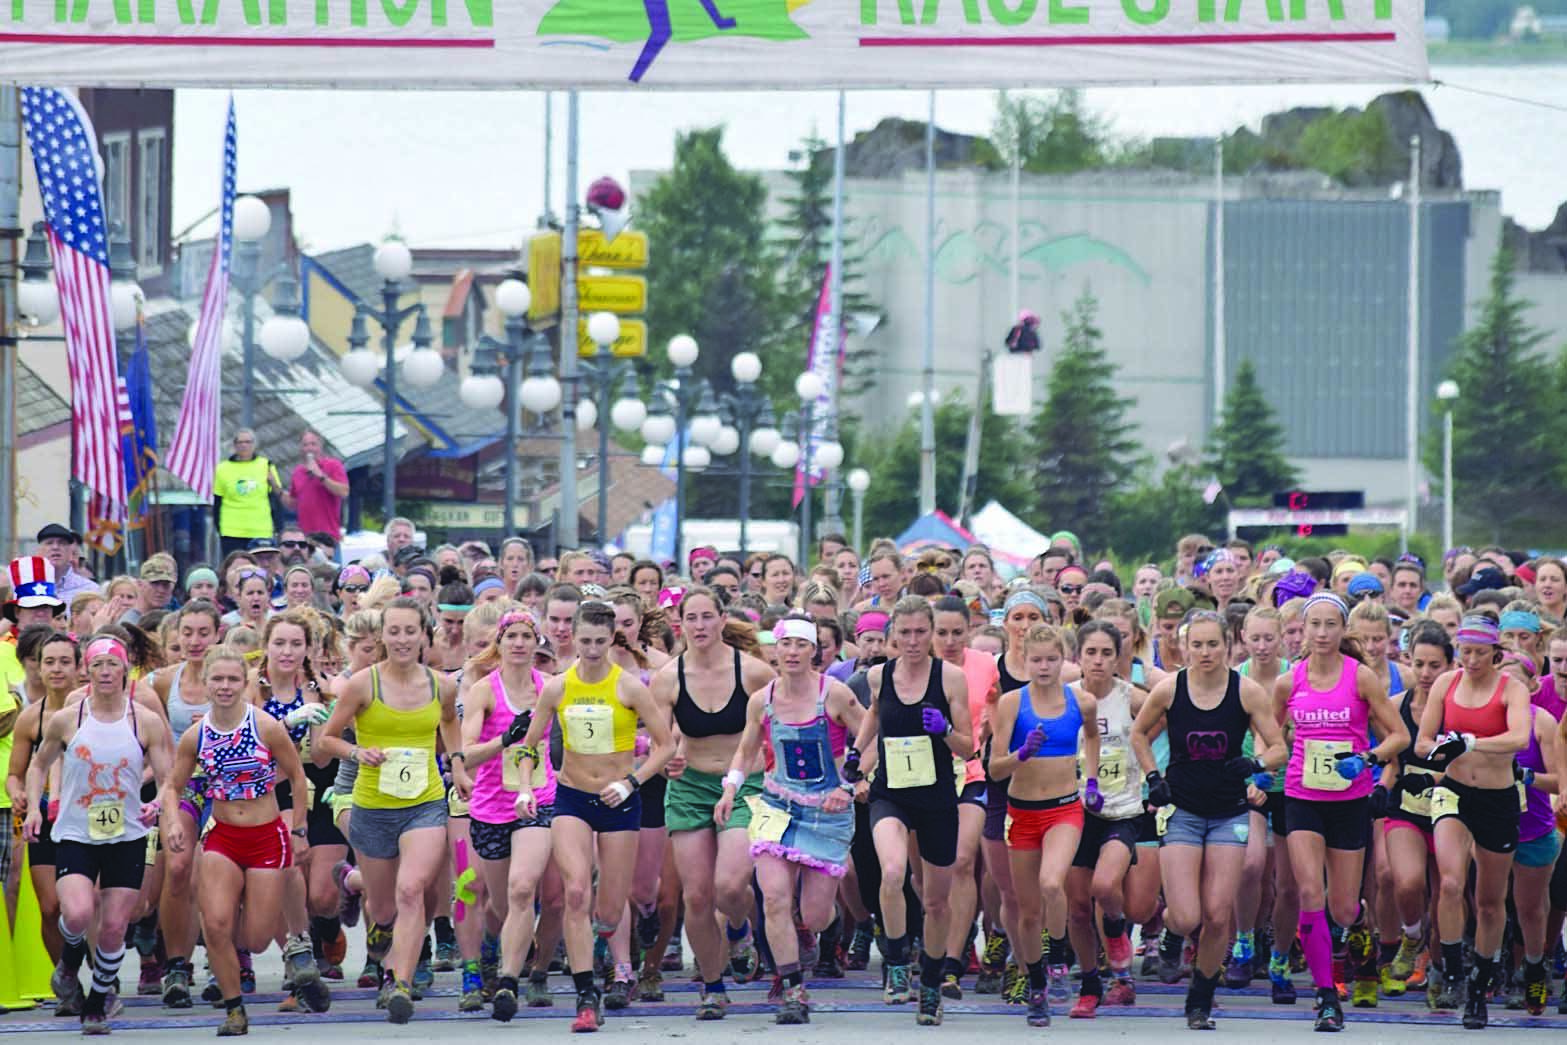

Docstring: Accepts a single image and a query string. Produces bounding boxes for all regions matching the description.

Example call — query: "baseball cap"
[247,537,280,554]
[1456,566,1507,599]
[1155,588,1194,621]
[140,555,176,583]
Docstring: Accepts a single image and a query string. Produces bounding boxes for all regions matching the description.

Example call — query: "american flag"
[167,97,237,501]
[20,88,125,526]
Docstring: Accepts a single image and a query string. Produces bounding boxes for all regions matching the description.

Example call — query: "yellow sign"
[579,275,647,315]
[578,319,647,359]
[527,232,561,325]
[579,230,649,269]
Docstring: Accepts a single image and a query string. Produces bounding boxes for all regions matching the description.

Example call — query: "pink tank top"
[470,668,555,824]
[1285,655,1372,802]
[961,648,999,785]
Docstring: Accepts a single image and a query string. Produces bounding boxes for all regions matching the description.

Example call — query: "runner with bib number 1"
[849,596,973,1027]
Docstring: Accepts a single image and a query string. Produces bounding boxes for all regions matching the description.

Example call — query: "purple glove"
[1083,778,1103,813]
[1016,726,1047,762]
[921,707,951,736]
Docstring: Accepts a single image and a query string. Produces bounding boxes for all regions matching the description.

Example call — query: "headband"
[437,603,473,613]
[773,619,818,646]
[336,565,372,587]
[689,547,718,565]
[658,586,685,610]
[1503,650,1538,676]
[855,610,889,636]
[84,636,129,666]
[1303,592,1349,622]
[1499,610,1541,634]
[496,610,538,637]
[1003,591,1050,618]
[1456,615,1501,646]
[473,577,506,596]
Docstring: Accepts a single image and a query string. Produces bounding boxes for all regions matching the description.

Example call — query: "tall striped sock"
[58,915,88,972]
[91,943,126,998]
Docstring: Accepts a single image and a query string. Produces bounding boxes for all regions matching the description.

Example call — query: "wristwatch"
[291,827,308,838]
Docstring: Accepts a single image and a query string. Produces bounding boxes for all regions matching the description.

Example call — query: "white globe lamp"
[520,375,563,413]
[340,349,381,387]
[847,468,871,494]
[730,352,762,384]
[495,279,531,317]
[259,314,310,361]
[640,412,676,447]
[459,374,505,412]
[587,311,620,347]
[373,240,413,283]
[814,440,845,471]
[402,347,445,389]
[710,425,740,456]
[640,444,666,467]
[683,445,711,472]
[17,278,59,325]
[576,398,598,432]
[795,371,826,402]
[233,196,272,243]
[666,334,699,368]
[750,426,781,457]
[610,398,647,432]
[771,441,800,470]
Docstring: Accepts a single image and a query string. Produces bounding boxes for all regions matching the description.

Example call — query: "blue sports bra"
[1010,683,1084,759]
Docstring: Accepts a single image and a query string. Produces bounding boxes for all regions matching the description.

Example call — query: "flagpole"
[0,85,18,562]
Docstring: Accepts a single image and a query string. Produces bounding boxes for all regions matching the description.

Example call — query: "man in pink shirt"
[282,429,349,543]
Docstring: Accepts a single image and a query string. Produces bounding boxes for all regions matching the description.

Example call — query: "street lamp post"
[847,467,870,554]
[787,371,841,568]
[231,195,310,430]
[719,351,774,559]
[1438,379,1459,553]
[339,240,437,525]
[579,311,647,545]
[638,334,716,566]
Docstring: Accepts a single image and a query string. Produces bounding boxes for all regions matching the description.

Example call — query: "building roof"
[16,359,70,438]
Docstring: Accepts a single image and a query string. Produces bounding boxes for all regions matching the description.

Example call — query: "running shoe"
[636,967,664,1002]
[796,923,819,972]
[1462,985,1488,1029]
[604,965,634,1011]
[884,963,914,1004]
[916,984,943,1025]
[633,908,660,956]
[1378,966,1406,997]
[572,990,603,1033]
[1314,987,1344,1032]
[202,975,223,1006]
[1430,969,1463,1010]
[527,974,554,1007]
[1185,1004,1215,1030]
[846,923,874,971]
[1351,977,1377,1008]
[319,962,343,982]
[728,930,761,983]
[1002,962,1026,1005]
[434,938,458,973]
[695,988,729,1020]
[1157,948,1188,984]
[974,968,1001,995]
[1069,993,1100,1019]
[1104,932,1132,973]
[412,944,435,993]
[138,955,163,996]
[332,860,360,927]
[940,973,962,1000]
[324,928,348,968]
[1267,952,1295,1004]
[160,963,192,1009]
[1103,975,1136,1007]
[662,935,684,972]
[357,959,383,990]
[52,961,85,1018]
[459,985,486,1013]
[1224,953,1252,989]
[814,944,844,980]
[1047,964,1071,1006]
[385,980,415,1025]
[491,986,518,1022]
[1524,970,1549,1016]
[237,952,256,996]
[776,984,810,1025]
[276,991,302,1014]
[1026,988,1051,1027]
[285,940,331,1013]
[1405,951,1429,990]
[217,1006,249,1037]
[80,1011,109,1036]
[1390,935,1422,981]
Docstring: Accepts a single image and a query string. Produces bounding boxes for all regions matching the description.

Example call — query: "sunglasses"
[280,540,312,550]
[237,568,269,582]
[340,585,368,594]
[1059,584,1084,596]
[749,571,763,579]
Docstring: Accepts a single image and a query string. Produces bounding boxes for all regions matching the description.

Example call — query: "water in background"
[173,65,1567,250]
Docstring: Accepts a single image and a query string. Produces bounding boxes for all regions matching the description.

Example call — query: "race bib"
[447,789,470,818]
[502,745,549,791]
[565,704,616,754]
[1518,782,1529,813]
[299,732,312,761]
[144,827,159,865]
[1302,739,1354,792]
[747,799,790,844]
[88,798,126,841]
[1098,749,1129,795]
[1429,785,1460,820]
[1398,786,1431,818]
[1155,804,1175,837]
[884,736,937,789]
[378,748,429,800]
[953,756,967,796]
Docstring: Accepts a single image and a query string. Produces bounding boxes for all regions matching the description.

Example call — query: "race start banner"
[0,0,1427,89]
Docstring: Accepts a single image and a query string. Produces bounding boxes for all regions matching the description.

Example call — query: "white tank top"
[1079,679,1143,821]
[52,696,149,846]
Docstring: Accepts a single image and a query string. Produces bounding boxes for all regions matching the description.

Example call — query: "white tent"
[970,501,1051,574]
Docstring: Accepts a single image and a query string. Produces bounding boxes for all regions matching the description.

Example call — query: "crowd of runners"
[4,522,1567,1036]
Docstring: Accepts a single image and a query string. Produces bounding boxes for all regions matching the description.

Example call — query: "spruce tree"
[1425,243,1557,540]
[1026,288,1142,547]
[1205,358,1299,503]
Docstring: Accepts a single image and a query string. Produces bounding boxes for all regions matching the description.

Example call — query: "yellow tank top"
[559,663,637,755]
[351,666,445,809]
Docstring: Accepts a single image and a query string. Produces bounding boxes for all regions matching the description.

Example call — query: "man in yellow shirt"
[212,428,282,557]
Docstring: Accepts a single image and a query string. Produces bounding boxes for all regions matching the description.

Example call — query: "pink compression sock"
[1298,908,1333,990]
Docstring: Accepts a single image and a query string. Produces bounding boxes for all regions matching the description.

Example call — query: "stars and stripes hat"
[7,556,65,609]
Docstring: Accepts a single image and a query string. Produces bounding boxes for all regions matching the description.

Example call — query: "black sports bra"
[675,650,749,738]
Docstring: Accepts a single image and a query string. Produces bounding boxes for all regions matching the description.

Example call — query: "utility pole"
[0,87,20,562]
